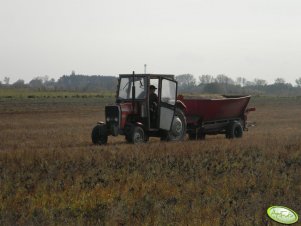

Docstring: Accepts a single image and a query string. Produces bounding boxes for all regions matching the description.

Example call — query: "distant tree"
[236,77,247,87]
[245,81,255,86]
[40,75,49,83]
[274,78,286,84]
[44,78,56,90]
[12,79,26,88]
[175,74,196,87]
[71,70,76,76]
[4,77,10,85]
[203,83,226,93]
[29,77,44,89]
[254,78,267,86]
[30,75,49,84]
[267,78,293,95]
[198,75,214,84]
[56,74,117,91]
[295,77,301,87]
[215,74,234,84]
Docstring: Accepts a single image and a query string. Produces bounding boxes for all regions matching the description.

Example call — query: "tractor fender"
[135,122,145,128]
[124,122,145,139]
[176,100,187,112]
[245,107,256,114]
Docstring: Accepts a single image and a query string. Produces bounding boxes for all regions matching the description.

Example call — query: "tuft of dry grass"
[0,95,301,225]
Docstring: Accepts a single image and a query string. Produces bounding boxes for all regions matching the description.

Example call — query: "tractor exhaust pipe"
[132,71,135,108]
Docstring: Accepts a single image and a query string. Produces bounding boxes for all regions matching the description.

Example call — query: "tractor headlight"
[106,117,118,122]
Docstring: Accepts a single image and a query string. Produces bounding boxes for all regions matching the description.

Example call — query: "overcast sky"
[1,0,301,84]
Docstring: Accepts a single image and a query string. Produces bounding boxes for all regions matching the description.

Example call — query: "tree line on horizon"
[176,74,301,96]
[1,73,301,96]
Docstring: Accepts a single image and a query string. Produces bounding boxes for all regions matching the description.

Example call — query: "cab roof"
[119,73,175,80]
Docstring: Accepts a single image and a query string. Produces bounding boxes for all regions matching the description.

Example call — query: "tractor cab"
[117,73,177,130]
[92,72,187,144]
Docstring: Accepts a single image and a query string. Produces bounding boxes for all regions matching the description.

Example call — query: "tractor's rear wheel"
[91,124,108,145]
[226,121,243,139]
[161,108,186,141]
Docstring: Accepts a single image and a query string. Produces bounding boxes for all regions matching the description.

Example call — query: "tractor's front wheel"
[129,126,145,144]
[161,108,186,141]
[91,124,108,145]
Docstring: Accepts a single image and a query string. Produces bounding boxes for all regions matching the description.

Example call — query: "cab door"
[159,78,177,131]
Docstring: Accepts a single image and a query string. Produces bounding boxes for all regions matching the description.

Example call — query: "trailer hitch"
[246,107,256,113]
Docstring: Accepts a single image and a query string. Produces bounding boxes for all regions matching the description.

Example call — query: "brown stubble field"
[0,95,301,225]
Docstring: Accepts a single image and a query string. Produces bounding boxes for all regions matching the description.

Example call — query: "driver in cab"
[149,85,158,127]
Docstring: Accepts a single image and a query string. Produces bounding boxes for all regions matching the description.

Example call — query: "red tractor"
[92,72,256,144]
[91,72,187,144]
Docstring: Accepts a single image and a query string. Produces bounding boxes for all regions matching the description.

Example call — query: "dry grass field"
[0,93,301,225]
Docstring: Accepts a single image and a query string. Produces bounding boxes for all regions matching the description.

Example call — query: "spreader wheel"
[226,121,243,139]
[91,124,108,145]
